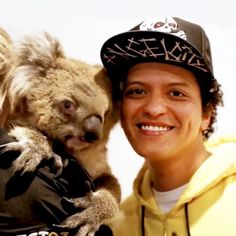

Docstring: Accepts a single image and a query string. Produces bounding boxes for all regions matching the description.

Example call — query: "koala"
[0,27,13,80]
[0,29,121,235]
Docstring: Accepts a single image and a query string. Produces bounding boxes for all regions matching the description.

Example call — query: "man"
[100,17,236,236]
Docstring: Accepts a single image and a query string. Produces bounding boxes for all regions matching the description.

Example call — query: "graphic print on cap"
[139,17,187,40]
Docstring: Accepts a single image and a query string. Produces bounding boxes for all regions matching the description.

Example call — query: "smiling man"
[100,17,236,236]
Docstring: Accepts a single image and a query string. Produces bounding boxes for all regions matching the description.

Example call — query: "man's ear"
[201,109,212,132]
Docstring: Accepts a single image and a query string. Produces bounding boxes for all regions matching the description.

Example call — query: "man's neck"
[147,146,210,191]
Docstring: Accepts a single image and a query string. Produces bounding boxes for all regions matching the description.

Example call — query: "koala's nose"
[83,115,103,142]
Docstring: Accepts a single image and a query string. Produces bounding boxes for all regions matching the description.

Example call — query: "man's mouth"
[137,123,173,132]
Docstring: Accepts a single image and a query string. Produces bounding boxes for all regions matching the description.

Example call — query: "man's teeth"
[141,125,170,131]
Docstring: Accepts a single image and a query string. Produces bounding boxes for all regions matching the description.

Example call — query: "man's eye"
[125,88,145,96]
[170,90,184,97]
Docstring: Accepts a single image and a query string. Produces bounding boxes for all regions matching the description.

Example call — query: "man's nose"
[143,94,168,117]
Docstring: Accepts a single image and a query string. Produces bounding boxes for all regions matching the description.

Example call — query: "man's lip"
[136,122,174,128]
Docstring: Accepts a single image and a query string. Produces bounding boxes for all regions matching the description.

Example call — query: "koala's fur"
[0,27,13,80]
[0,28,121,235]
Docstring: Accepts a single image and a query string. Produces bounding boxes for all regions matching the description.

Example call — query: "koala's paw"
[61,189,119,236]
[1,127,63,174]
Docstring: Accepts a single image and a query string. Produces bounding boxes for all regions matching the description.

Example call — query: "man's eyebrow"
[167,81,196,88]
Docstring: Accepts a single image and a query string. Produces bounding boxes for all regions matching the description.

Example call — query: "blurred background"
[1,0,236,199]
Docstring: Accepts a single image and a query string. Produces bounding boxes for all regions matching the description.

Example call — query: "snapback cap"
[100,17,214,82]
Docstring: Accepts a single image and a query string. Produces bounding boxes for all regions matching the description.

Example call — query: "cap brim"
[101,31,213,79]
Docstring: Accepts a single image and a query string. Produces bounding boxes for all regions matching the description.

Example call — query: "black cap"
[101,17,214,82]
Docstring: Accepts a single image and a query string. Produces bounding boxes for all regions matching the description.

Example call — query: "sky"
[1,0,236,198]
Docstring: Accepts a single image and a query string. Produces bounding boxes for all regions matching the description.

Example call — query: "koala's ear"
[16,31,65,69]
[0,27,14,127]
[0,28,13,77]
[0,83,28,127]
[0,64,30,127]
[0,90,10,127]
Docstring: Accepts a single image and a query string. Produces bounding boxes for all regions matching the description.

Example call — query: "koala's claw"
[61,189,119,236]
[53,223,98,236]
[76,224,98,236]
[1,139,63,175]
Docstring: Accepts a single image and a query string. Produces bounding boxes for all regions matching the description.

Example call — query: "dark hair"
[197,74,223,139]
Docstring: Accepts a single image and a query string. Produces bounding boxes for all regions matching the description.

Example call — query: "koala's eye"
[59,99,76,115]
[63,100,73,110]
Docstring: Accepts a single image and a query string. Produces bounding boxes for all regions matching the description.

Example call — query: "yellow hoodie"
[109,136,236,236]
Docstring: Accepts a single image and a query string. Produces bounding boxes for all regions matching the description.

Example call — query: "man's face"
[121,62,211,163]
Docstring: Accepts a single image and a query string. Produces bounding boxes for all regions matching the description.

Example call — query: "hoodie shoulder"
[205,135,236,149]
[120,194,139,214]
